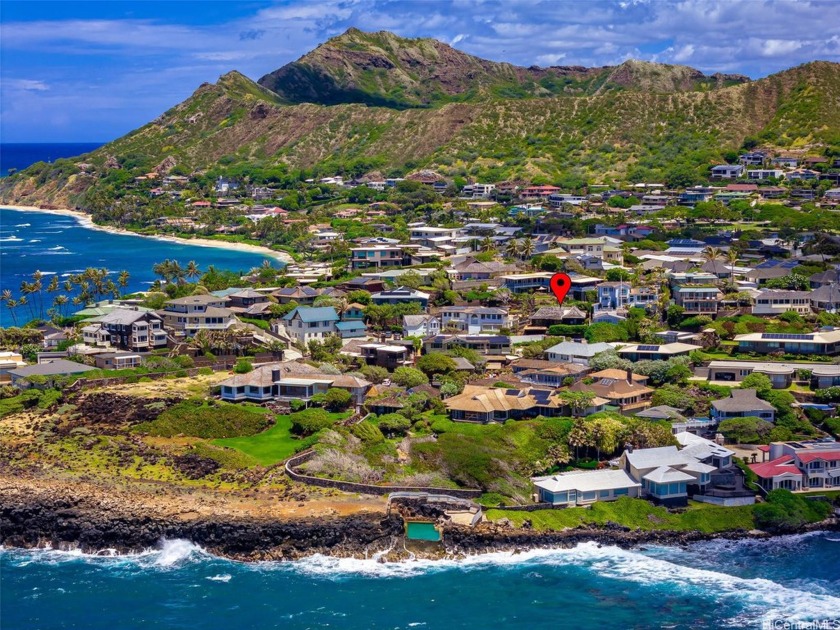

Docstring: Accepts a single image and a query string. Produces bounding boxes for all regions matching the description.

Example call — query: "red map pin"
[549,273,571,306]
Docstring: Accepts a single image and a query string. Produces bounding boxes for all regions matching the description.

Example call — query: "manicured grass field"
[487,498,758,533]
[213,411,349,466]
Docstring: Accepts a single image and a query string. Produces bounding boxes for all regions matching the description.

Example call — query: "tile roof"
[749,456,802,478]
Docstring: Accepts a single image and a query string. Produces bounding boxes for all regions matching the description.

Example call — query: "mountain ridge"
[257,28,751,108]
[0,31,838,210]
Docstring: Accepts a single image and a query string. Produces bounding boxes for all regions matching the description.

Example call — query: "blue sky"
[2,0,839,142]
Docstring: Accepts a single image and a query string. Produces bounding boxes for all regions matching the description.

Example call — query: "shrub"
[360,365,389,384]
[753,489,832,532]
[740,372,772,394]
[323,388,353,412]
[290,408,337,435]
[352,421,385,443]
[416,353,457,377]
[392,366,429,388]
[718,416,774,444]
[135,399,271,438]
[377,413,411,437]
[233,359,254,374]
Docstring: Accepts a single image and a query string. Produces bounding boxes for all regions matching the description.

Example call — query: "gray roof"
[283,306,340,323]
[10,359,96,378]
[546,341,612,357]
[711,389,776,413]
[623,446,694,470]
[635,405,686,421]
[96,308,161,326]
[533,469,640,493]
[643,466,696,484]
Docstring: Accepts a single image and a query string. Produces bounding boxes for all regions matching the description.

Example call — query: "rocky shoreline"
[3,486,838,562]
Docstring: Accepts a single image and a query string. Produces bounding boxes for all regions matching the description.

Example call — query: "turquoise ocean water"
[0,207,275,325]
[2,533,839,629]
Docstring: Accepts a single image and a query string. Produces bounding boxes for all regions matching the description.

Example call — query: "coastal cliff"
[3,476,837,562]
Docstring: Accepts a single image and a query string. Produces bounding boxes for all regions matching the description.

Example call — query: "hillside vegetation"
[1,29,838,209]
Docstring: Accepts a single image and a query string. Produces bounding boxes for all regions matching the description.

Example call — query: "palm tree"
[53,295,69,318]
[185,261,201,281]
[4,298,19,326]
[701,245,722,265]
[726,248,739,287]
[504,239,520,259]
[519,238,535,261]
[480,236,495,252]
[118,271,130,292]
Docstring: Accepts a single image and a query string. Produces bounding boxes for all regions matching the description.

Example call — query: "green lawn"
[213,411,348,466]
[487,498,757,533]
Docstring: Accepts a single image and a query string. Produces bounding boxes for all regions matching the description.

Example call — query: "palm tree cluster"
[3,267,131,325]
[152,259,201,285]
[504,237,535,261]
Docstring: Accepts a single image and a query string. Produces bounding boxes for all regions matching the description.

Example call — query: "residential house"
[38,325,68,350]
[735,329,840,356]
[772,156,799,168]
[219,362,372,406]
[512,359,590,387]
[619,445,719,506]
[281,306,340,345]
[739,151,767,166]
[545,340,612,365]
[677,189,713,205]
[447,257,519,282]
[350,245,410,270]
[809,284,840,312]
[710,389,776,422]
[616,342,696,362]
[340,276,387,293]
[370,287,430,308]
[672,286,723,315]
[360,342,415,370]
[227,289,272,318]
[501,272,554,293]
[705,360,806,389]
[747,169,784,180]
[334,319,367,339]
[438,306,511,334]
[158,295,237,336]
[273,286,323,305]
[93,352,142,370]
[528,306,587,328]
[9,359,96,387]
[409,226,461,249]
[595,282,657,311]
[752,290,812,316]
[424,334,511,357]
[710,164,745,179]
[532,469,641,506]
[0,352,26,377]
[750,440,840,492]
[810,365,840,389]
[446,384,607,423]
[567,369,653,413]
[809,269,840,289]
[787,169,820,181]
[82,308,167,352]
[403,314,440,338]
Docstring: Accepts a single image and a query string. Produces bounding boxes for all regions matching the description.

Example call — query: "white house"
[532,469,641,506]
[545,340,612,365]
[438,306,511,334]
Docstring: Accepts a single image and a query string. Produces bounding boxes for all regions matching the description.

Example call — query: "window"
[582,491,597,501]
[614,488,629,496]
[599,490,610,499]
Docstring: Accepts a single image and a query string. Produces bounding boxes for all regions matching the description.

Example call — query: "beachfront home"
[619,445,717,506]
[532,469,641,506]
[750,440,840,492]
[93,352,142,370]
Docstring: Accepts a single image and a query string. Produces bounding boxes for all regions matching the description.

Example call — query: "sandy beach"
[1,204,295,265]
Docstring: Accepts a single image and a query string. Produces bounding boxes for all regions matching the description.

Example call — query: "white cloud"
[6,79,49,91]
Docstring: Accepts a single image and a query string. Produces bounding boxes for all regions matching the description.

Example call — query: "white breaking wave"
[0,236,23,242]
[47,246,66,251]
[206,574,232,582]
[29,239,41,243]
[15,223,31,227]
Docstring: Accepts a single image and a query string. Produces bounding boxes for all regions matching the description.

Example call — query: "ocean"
[1,534,839,629]
[0,207,276,326]
[0,143,104,178]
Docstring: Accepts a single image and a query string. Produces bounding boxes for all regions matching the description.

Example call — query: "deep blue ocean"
[0,143,104,177]
[2,534,839,629]
[0,207,275,326]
